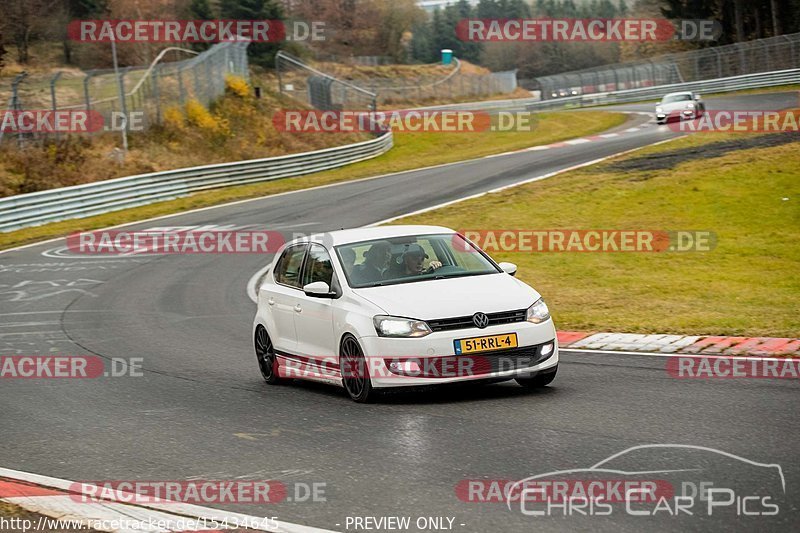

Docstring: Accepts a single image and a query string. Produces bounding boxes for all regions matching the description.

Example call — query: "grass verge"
[392,132,800,337]
[0,111,626,251]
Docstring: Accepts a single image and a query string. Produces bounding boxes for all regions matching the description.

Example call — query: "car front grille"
[426,309,527,332]
[386,342,554,379]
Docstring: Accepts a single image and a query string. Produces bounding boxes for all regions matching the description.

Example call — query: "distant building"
[417,0,480,14]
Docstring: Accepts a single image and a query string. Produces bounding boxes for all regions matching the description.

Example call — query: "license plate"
[454,333,518,355]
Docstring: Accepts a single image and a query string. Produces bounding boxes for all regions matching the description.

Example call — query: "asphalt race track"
[1,92,798,532]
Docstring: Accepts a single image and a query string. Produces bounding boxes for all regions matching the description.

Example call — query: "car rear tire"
[516,365,557,389]
[255,326,283,384]
[340,335,376,403]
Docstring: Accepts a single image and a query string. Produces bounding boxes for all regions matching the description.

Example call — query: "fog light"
[541,343,554,356]
[387,360,421,374]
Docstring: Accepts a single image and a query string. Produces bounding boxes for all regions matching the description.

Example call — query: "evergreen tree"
[219,0,284,68]
[189,0,214,52]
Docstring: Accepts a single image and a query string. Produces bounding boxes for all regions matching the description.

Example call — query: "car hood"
[354,273,540,320]
[659,101,692,112]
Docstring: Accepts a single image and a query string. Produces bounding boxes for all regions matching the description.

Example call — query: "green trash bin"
[441,49,453,65]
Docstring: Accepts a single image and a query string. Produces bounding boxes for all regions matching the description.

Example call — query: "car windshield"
[336,233,500,288]
[662,94,692,103]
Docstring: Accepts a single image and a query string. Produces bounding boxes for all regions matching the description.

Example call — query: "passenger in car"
[385,244,442,279]
[352,241,392,284]
[339,248,356,276]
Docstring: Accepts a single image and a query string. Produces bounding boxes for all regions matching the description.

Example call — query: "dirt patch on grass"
[607,131,800,173]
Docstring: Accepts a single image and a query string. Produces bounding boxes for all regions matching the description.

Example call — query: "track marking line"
[247,137,681,303]
[367,136,682,227]
[1,133,631,258]
[247,262,275,304]
[1,111,653,257]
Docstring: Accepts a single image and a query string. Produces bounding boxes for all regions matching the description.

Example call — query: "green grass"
[393,133,800,337]
[0,111,626,251]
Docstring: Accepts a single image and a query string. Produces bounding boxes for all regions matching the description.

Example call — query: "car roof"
[662,91,693,98]
[288,225,456,247]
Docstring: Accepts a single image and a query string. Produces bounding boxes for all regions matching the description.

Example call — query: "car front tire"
[339,334,376,403]
[255,325,283,385]
[515,365,558,389]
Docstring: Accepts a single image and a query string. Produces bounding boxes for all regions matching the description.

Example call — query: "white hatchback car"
[253,226,558,402]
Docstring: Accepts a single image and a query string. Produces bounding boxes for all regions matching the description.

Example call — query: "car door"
[293,244,338,369]
[267,243,308,355]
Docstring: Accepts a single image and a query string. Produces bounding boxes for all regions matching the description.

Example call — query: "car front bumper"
[358,320,558,388]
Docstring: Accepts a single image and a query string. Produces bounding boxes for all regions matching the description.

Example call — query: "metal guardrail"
[0,132,393,233]
[525,68,800,111]
[414,68,800,113]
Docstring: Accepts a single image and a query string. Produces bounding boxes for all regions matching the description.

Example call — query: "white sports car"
[655,91,705,124]
[253,226,558,402]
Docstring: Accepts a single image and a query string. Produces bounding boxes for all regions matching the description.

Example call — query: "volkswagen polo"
[252,226,558,402]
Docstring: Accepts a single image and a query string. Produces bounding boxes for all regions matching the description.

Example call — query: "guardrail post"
[50,72,63,141]
[119,68,130,133]
[10,72,28,149]
[785,35,797,67]
[276,52,284,94]
[193,66,201,103]
[152,64,162,124]
[178,66,186,105]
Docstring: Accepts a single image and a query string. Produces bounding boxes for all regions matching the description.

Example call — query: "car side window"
[274,245,307,288]
[302,245,335,287]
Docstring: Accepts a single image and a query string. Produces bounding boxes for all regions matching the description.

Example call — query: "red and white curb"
[0,468,335,533]
[557,331,800,357]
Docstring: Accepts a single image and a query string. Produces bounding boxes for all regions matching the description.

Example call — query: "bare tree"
[770,0,781,36]
[2,0,61,63]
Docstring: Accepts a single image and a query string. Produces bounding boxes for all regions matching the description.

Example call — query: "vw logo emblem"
[472,312,489,329]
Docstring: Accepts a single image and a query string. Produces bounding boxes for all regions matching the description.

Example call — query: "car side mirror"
[303,281,335,298]
[498,262,517,276]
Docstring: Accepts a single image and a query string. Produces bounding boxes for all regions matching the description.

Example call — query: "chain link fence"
[276,51,517,109]
[363,64,518,106]
[276,51,377,111]
[534,32,800,99]
[0,41,250,147]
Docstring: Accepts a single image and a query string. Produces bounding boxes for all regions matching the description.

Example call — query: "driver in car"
[387,244,442,278]
[352,241,392,284]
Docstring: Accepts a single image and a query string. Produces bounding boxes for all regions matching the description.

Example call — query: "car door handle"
[267,297,275,306]
[294,304,302,313]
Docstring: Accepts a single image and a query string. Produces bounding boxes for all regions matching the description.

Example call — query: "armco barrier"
[0,132,393,232]
[415,68,800,112]
[526,68,800,111]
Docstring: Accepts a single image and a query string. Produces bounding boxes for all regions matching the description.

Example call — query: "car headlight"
[526,298,550,324]
[373,315,432,337]
[656,106,663,113]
